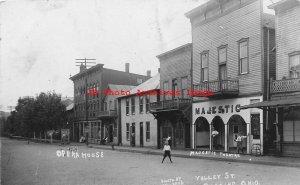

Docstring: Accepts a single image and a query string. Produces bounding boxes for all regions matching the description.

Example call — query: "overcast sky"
[0,0,275,111]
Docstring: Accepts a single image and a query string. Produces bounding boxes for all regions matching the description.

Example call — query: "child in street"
[162,141,173,163]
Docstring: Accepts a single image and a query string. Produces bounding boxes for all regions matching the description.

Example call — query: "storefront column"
[225,124,228,152]
[210,124,212,151]
[260,122,264,155]
[192,123,196,149]
[247,123,251,154]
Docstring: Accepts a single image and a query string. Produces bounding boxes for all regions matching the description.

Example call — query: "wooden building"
[186,0,275,154]
[150,43,192,149]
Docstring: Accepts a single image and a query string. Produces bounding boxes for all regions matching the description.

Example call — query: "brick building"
[119,73,160,148]
[70,63,150,143]
[150,43,192,149]
[186,0,275,154]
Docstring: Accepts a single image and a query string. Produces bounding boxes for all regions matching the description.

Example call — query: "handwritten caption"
[161,176,184,185]
[195,172,260,185]
[56,149,104,159]
[190,151,240,158]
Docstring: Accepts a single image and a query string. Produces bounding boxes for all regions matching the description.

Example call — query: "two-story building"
[119,73,160,148]
[150,43,192,149]
[186,0,275,154]
[243,0,300,157]
[70,63,150,143]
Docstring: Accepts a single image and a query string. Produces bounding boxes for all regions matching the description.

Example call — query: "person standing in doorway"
[211,127,219,151]
[162,141,173,163]
[235,133,247,154]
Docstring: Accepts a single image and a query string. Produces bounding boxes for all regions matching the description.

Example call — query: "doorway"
[140,122,144,147]
[131,123,136,147]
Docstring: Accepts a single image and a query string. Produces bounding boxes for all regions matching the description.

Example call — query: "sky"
[0,0,276,112]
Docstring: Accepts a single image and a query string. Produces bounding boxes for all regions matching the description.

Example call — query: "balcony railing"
[193,79,239,98]
[271,78,300,94]
[97,109,117,118]
[150,98,191,111]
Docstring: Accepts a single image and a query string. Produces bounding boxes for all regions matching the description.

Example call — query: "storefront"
[192,96,263,154]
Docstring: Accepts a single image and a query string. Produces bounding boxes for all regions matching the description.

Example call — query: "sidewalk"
[87,143,300,168]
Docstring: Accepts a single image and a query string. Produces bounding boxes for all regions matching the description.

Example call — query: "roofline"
[70,64,104,81]
[268,0,300,10]
[156,43,192,59]
[117,89,160,99]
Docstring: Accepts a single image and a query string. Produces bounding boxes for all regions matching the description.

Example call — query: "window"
[181,77,188,98]
[172,79,178,99]
[126,123,130,141]
[163,81,169,100]
[251,114,260,139]
[126,98,129,115]
[239,39,249,74]
[139,96,143,113]
[201,51,209,81]
[146,122,150,142]
[104,102,107,111]
[289,52,300,78]
[131,97,135,114]
[146,95,150,113]
[233,125,239,133]
[218,46,227,81]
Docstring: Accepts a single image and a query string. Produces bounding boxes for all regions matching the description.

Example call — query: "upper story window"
[139,96,144,113]
[146,95,150,113]
[104,102,107,111]
[131,97,135,114]
[172,79,178,99]
[238,38,249,74]
[181,77,188,99]
[163,81,169,100]
[126,98,129,115]
[289,52,300,79]
[201,51,209,82]
[218,46,227,80]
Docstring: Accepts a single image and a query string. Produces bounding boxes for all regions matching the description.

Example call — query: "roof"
[120,73,160,98]
[240,98,300,109]
[66,103,74,111]
[156,43,192,59]
[268,0,300,10]
[104,84,136,99]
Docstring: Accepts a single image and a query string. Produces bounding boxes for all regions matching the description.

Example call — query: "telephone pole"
[75,58,96,145]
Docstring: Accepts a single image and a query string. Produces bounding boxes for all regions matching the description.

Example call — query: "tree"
[5,92,67,137]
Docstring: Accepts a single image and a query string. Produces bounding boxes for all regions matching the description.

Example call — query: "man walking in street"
[162,141,173,163]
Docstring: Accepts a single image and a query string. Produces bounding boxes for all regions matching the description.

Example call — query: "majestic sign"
[195,104,241,115]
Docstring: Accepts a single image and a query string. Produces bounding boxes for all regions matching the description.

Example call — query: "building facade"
[150,43,192,149]
[119,74,160,148]
[186,0,275,154]
[70,63,150,144]
[268,0,300,157]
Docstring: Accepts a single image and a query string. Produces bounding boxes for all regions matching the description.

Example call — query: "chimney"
[80,63,86,72]
[147,70,151,77]
[158,68,160,73]
[125,63,129,73]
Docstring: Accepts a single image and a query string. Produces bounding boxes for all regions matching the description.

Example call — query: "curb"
[88,145,300,168]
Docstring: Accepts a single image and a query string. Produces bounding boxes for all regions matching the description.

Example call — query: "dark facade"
[70,63,150,143]
[150,43,192,149]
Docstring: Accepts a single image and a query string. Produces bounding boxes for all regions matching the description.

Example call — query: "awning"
[240,98,300,109]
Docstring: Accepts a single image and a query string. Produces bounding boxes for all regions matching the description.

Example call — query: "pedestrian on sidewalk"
[162,141,173,163]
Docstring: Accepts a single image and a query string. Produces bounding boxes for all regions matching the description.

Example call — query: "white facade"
[192,96,263,154]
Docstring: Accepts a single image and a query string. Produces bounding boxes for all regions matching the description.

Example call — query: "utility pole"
[75,58,96,145]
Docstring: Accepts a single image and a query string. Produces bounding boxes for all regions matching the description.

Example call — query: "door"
[219,64,227,90]
[131,123,136,147]
[109,125,113,143]
[140,122,144,147]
